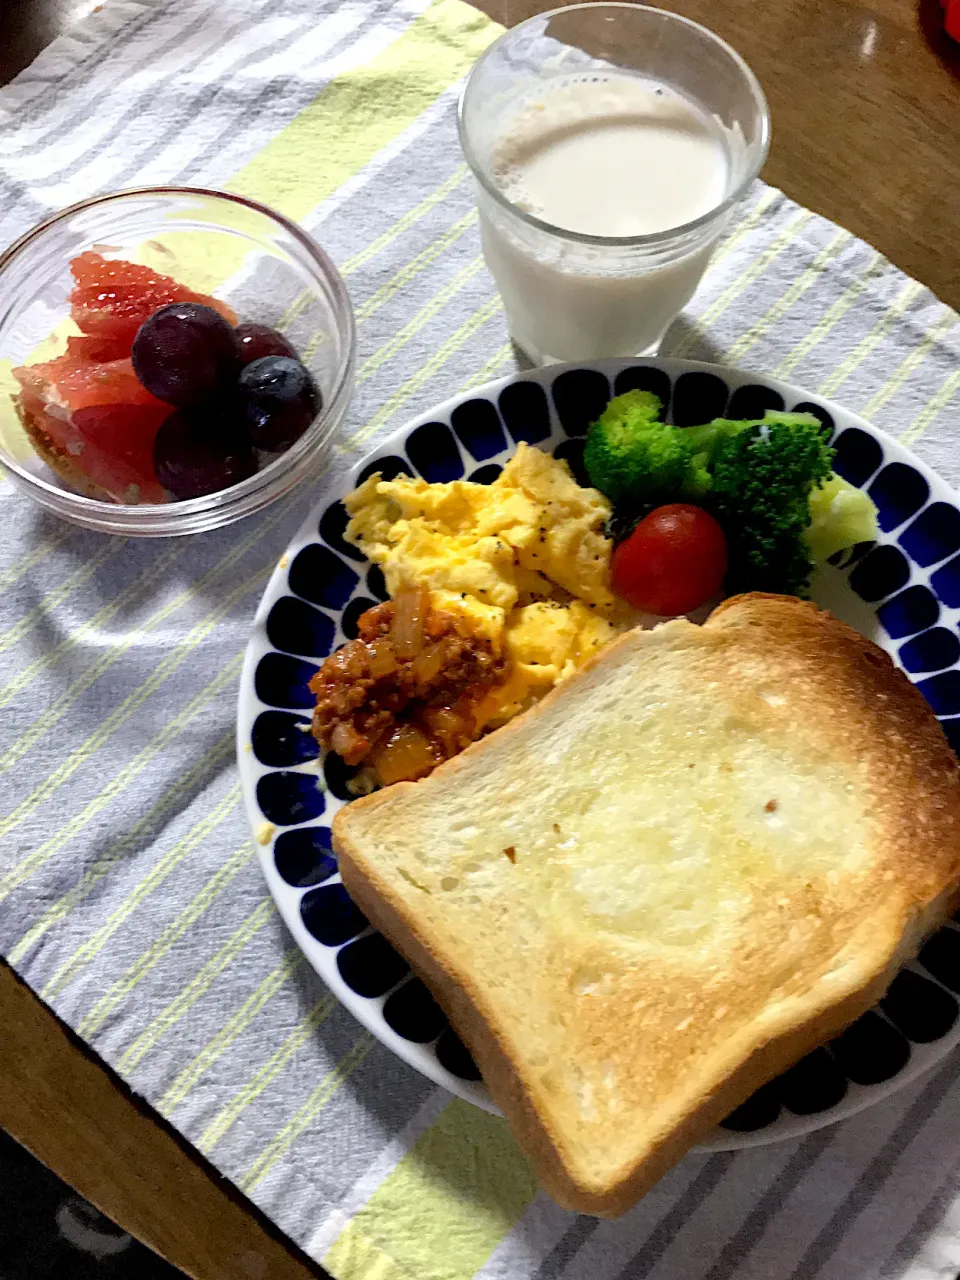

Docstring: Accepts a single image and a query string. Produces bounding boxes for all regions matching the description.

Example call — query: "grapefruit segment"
[72,404,170,504]
[69,252,237,354]
[13,251,241,505]
[13,350,171,504]
[65,333,130,363]
[13,386,168,504]
[20,352,166,411]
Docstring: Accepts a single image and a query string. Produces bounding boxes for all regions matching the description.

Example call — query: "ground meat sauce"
[310,585,507,784]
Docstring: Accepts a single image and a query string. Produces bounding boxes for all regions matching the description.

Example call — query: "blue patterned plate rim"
[237,357,960,1151]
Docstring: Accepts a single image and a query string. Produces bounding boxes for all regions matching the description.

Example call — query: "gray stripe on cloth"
[9,737,235,972]
[174,0,400,186]
[531,1215,602,1280]
[70,4,319,189]
[612,1155,737,1280]
[701,1129,837,1280]
[2,0,395,241]
[0,2,224,236]
[2,0,212,149]
[878,1151,960,1278]
[784,1050,960,1280]
[2,7,142,108]
[0,0,160,128]
[10,6,271,191]
[1,0,377,241]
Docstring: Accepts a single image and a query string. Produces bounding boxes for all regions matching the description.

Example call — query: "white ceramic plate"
[238,357,960,1148]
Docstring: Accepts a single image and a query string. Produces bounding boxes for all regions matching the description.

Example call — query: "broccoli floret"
[708,416,833,596]
[683,416,754,461]
[804,473,880,563]
[584,390,701,506]
[682,418,756,498]
[683,413,825,501]
[683,412,823,463]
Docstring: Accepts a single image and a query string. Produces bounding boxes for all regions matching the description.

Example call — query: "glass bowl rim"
[0,185,357,530]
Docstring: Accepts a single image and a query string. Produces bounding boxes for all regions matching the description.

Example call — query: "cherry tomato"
[611,503,727,616]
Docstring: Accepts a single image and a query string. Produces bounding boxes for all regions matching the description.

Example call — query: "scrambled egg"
[344,443,632,724]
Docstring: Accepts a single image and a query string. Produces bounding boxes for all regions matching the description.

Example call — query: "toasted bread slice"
[332,594,960,1216]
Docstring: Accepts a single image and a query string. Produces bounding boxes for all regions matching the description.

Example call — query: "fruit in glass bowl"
[12,252,323,505]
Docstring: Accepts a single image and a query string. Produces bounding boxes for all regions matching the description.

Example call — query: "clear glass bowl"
[0,187,356,536]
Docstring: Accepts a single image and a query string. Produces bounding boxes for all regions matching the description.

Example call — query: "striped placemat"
[1,2,960,1277]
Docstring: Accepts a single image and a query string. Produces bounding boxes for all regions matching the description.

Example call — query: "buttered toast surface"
[332,594,960,1216]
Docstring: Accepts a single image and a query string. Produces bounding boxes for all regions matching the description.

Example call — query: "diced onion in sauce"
[410,640,448,687]
[369,723,443,784]
[390,585,429,659]
[367,639,398,678]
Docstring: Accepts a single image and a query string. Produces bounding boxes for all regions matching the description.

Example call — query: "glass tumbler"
[458,3,770,365]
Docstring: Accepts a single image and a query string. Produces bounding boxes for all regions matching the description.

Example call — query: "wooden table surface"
[1,1,958,1278]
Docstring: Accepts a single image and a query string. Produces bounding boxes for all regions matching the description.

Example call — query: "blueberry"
[238,355,322,452]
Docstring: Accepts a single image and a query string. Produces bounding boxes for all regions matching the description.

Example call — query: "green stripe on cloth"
[156,949,308,1114]
[901,365,960,446]
[239,1034,376,1193]
[116,899,278,1074]
[323,1100,538,1280]
[197,995,340,1153]
[228,0,500,221]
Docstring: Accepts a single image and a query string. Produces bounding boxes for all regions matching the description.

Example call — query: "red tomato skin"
[611,504,728,616]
